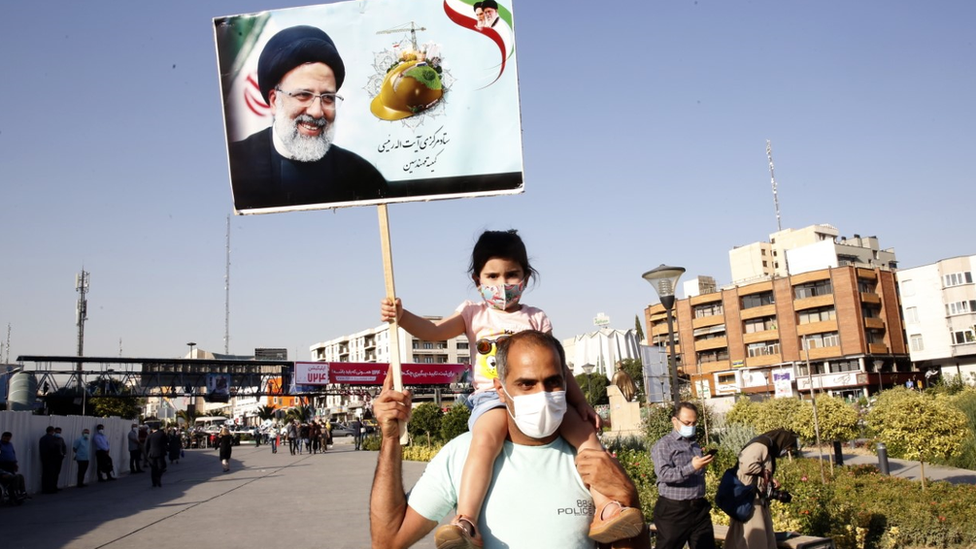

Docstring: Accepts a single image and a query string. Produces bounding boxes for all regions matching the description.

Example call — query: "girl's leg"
[456,407,508,522]
[559,408,610,505]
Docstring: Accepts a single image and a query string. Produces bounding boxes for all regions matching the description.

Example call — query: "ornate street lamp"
[642,264,685,406]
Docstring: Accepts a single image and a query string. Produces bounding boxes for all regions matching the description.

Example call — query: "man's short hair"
[258,25,346,103]
[95,424,104,430]
[673,401,699,418]
[46,426,55,434]
[1,432,11,439]
[495,331,565,383]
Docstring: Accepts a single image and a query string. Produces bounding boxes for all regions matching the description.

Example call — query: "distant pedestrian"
[350,419,363,451]
[1,431,29,501]
[300,423,310,454]
[147,425,168,488]
[167,429,182,464]
[287,421,298,455]
[39,426,63,494]
[92,424,116,481]
[270,426,279,454]
[72,429,92,487]
[216,427,234,472]
[127,424,144,474]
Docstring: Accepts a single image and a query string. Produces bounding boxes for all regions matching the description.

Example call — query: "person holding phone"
[650,402,717,549]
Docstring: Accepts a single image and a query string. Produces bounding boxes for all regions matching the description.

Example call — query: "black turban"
[481,0,498,9]
[257,25,345,103]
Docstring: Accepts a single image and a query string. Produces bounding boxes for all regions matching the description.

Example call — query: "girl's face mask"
[479,281,526,311]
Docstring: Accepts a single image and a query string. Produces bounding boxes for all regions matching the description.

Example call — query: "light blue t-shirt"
[408,432,596,549]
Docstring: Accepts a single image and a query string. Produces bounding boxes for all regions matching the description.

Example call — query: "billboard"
[214,0,524,214]
[294,361,466,385]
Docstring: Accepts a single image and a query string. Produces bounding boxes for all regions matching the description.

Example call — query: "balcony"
[694,337,728,352]
[860,292,881,305]
[793,294,834,311]
[804,345,840,360]
[692,315,725,329]
[746,353,783,368]
[868,343,889,355]
[743,329,780,344]
[796,320,839,337]
[740,304,776,321]
[864,317,885,330]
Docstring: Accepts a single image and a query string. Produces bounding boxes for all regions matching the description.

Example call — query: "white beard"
[274,113,335,162]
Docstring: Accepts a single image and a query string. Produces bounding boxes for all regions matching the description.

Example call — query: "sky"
[1,0,973,364]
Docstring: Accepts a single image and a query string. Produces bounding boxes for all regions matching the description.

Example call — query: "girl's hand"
[380,297,402,322]
[576,400,602,430]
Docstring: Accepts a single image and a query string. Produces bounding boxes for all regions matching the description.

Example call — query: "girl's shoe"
[434,514,484,549]
[588,500,645,543]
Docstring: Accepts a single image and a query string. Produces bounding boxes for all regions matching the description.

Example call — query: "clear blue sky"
[1,0,973,362]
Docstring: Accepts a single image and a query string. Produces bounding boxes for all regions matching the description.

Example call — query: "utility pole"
[76,269,90,369]
[224,214,231,355]
[4,323,10,363]
[766,140,791,277]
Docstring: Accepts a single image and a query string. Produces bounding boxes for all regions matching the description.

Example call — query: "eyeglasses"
[675,418,697,427]
[275,87,343,111]
[476,335,511,355]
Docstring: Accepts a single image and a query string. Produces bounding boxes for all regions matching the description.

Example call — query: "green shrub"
[440,401,471,442]
[361,434,381,451]
[793,394,860,445]
[408,402,444,445]
[725,396,760,428]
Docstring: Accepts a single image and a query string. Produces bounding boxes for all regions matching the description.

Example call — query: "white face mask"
[501,385,567,439]
[678,424,695,438]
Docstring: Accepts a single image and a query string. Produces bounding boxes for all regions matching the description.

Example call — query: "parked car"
[329,423,356,437]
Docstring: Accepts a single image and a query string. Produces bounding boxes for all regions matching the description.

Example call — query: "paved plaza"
[2,437,437,549]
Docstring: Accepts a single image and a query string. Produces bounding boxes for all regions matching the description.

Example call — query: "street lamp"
[187,342,197,359]
[642,264,685,406]
[581,363,595,405]
[873,359,884,394]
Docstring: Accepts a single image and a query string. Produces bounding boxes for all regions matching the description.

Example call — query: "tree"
[725,397,761,428]
[256,405,277,422]
[618,358,646,403]
[793,394,859,444]
[575,373,610,406]
[409,402,443,445]
[440,401,471,442]
[752,397,803,434]
[177,408,201,427]
[867,387,968,489]
[86,378,143,419]
[285,405,314,424]
[634,314,645,343]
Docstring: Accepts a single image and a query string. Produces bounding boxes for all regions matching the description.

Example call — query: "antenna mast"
[4,323,10,363]
[224,214,231,354]
[766,140,782,232]
[76,269,90,370]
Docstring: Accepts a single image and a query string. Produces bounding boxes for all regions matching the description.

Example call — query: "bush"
[867,388,968,470]
[793,394,860,445]
[440,401,470,442]
[408,402,443,445]
[725,396,760,428]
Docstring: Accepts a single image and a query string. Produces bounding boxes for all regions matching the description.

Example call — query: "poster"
[214,0,524,214]
[206,373,231,402]
[294,361,466,385]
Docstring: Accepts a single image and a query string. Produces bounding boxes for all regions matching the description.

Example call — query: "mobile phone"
[704,448,718,457]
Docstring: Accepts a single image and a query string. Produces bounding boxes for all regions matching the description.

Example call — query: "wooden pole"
[378,204,409,444]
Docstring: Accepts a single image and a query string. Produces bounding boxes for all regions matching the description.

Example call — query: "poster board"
[214,0,524,215]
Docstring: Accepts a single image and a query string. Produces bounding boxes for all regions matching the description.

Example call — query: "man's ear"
[267,88,279,113]
[494,378,506,404]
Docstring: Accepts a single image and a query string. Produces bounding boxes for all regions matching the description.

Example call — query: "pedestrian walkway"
[802,448,976,485]
[1,436,438,549]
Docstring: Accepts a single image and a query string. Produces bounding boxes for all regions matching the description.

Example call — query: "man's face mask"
[479,281,525,311]
[501,385,567,439]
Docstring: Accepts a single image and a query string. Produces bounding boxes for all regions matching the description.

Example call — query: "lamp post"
[581,363,595,406]
[642,264,685,406]
[187,342,197,359]
[873,359,884,394]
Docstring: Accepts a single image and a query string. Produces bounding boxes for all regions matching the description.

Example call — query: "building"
[729,224,898,285]
[896,255,976,383]
[645,264,912,400]
[562,328,641,377]
[309,318,470,412]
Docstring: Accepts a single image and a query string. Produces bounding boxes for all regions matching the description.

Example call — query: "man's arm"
[369,367,438,549]
[575,449,650,549]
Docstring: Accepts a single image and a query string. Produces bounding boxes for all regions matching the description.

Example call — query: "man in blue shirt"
[0,431,28,500]
[72,428,92,487]
[650,402,716,549]
[92,424,116,481]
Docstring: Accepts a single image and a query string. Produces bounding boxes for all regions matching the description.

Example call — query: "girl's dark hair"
[468,230,539,284]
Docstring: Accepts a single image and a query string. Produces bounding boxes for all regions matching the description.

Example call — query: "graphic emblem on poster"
[214,0,524,215]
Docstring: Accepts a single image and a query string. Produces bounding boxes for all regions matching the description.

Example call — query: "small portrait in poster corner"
[214,0,525,215]
[206,374,231,403]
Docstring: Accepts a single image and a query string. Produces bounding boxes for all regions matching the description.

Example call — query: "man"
[92,424,116,481]
[349,417,363,451]
[370,330,650,549]
[0,431,28,500]
[146,424,169,488]
[286,420,298,455]
[127,423,144,474]
[39,426,63,494]
[481,0,500,28]
[228,25,387,211]
[650,402,716,549]
[72,428,92,487]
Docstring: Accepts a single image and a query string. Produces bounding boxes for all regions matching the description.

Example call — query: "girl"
[381,230,643,548]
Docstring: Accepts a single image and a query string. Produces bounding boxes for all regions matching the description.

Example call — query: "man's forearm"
[369,435,407,548]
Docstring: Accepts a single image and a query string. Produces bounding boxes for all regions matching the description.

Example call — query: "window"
[952,329,976,345]
[744,316,777,333]
[803,332,840,349]
[910,334,924,352]
[833,360,860,372]
[717,373,736,384]
[697,349,730,363]
[694,302,724,318]
[457,342,469,350]
[694,331,725,342]
[741,291,775,309]
[798,307,836,324]
[857,279,876,294]
[761,249,767,256]
[944,272,974,287]
[762,260,768,267]
[795,280,833,299]
[747,341,780,357]
[900,279,915,297]
[862,305,881,319]
[905,306,919,323]
[423,342,434,350]
[865,330,885,344]
[459,356,470,365]
[947,300,976,316]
